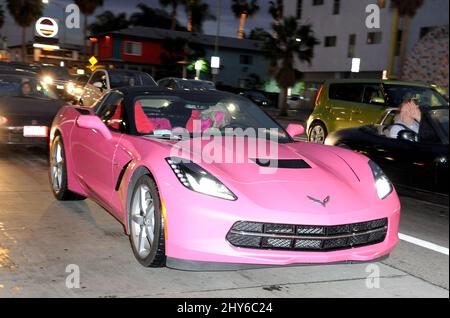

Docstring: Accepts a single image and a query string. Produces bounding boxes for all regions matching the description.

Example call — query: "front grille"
[227,218,388,252]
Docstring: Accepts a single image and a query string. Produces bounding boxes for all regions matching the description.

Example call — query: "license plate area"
[23,126,48,138]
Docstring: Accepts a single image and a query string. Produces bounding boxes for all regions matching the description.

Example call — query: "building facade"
[89,27,271,88]
[283,0,449,82]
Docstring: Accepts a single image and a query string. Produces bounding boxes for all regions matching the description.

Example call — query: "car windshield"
[0,73,59,99]
[429,108,449,138]
[109,71,156,88]
[135,95,291,143]
[179,80,215,90]
[384,85,448,108]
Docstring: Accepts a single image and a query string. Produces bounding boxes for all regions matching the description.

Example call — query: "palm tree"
[263,17,319,117]
[89,11,129,34]
[231,0,259,39]
[130,4,176,29]
[185,0,215,33]
[6,0,43,62]
[159,0,187,30]
[0,5,5,30]
[387,0,424,78]
[74,0,104,62]
[268,0,283,25]
[248,27,271,41]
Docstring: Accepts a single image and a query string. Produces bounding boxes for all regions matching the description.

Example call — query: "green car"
[307,79,448,144]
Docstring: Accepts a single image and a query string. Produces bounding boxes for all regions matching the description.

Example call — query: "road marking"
[399,233,449,256]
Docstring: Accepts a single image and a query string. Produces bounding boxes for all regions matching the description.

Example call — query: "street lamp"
[195,60,203,80]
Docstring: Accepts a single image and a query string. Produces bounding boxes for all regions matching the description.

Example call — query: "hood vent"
[251,159,311,169]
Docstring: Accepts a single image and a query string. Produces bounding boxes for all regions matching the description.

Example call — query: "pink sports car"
[49,87,400,270]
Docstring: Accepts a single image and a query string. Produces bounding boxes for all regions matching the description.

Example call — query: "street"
[0,145,448,298]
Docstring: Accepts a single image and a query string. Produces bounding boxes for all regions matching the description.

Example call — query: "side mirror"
[77,115,112,140]
[398,130,417,142]
[370,97,385,105]
[286,123,305,138]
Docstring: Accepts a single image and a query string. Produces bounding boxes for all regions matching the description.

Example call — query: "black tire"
[49,135,86,201]
[308,121,328,144]
[129,175,166,267]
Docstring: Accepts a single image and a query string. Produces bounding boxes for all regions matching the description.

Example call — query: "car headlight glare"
[369,160,393,200]
[166,157,237,201]
[0,116,7,126]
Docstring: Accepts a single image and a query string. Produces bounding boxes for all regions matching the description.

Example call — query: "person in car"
[389,99,421,140]
[20,81,33,96]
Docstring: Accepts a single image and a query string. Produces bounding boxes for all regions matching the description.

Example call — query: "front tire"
[49,135,85,201]
[309,122,328,144]
[129,175,166,267]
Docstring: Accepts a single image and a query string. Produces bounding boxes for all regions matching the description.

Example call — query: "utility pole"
[212,0,222,83]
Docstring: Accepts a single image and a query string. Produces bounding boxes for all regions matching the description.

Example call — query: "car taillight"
[0,116,7,125]
[315,85,324,107]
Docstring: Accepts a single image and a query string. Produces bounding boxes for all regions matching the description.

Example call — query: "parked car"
[0,71,64,146]
[157,77,216,91]
[307,79,448,144]
[287,95,302,109]
[49,86,400,269]
[326,106,449,201]
[240,90,271,107]
[79,69,157,106]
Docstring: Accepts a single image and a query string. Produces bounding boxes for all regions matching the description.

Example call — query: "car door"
[70,92,124,206]
[327,83,364,132]
[81,70,108,107]
[351,84,386,126]
[359,117,442,193]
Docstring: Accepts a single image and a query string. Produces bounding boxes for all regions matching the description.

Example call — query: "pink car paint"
[51,105,400,268]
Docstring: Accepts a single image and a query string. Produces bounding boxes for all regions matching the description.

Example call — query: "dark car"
[0,71,64,146]
[326,106,449,202]
[240,91,271,107]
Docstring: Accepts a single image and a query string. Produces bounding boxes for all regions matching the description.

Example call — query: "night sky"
[0,0,274,46]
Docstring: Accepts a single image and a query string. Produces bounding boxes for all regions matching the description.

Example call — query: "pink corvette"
[49,87,400,270]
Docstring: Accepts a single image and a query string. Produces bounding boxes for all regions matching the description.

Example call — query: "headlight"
[66,82,75,94]
[0,115,7,125]
[369,160,393,200]
[42,76,54,85]
[166,157,237,201]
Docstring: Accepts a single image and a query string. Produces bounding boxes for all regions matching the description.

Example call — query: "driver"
[20,81,33,96]
[388,99,421,140]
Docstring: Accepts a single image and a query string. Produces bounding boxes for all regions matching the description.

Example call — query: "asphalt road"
[0,145,448,298]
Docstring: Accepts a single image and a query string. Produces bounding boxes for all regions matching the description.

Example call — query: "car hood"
[157,137,374,213]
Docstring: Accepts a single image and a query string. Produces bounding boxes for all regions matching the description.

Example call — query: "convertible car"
[49,87,400,270]
[326,106,449,202]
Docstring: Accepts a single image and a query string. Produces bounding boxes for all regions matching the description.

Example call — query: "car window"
[109,71,156,88]
[384,85,448,108]
[363,85,384,104]
[98,92,125,132]
[89,71,108,89]
[329,83,364,103]
[0,73,58,100]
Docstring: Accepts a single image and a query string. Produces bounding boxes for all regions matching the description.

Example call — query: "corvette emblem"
[307,195,331,207]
